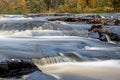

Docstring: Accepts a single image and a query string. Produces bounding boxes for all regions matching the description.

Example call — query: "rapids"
[0,14,120,80]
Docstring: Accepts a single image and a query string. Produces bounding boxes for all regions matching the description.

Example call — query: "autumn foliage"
[0,0,120,14]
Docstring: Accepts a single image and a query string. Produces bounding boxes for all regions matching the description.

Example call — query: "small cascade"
[1,24,6,31]
[105,34,112,43]
[32,52,82,66]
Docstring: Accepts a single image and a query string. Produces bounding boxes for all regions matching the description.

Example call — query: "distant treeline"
[0,0,120,14]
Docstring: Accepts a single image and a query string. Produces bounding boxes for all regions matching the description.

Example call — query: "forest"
[0,0,120,14]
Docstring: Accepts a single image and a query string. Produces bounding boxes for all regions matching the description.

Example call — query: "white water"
[39,60,120,80]
[0,14,120,80]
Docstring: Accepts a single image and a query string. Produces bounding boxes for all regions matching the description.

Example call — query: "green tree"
[26,0,46,13]
[111,0,120,12]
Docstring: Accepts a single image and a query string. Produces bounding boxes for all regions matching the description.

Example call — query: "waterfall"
[32,55,78,66]
[32,52,83,67]
[32,52,92,71]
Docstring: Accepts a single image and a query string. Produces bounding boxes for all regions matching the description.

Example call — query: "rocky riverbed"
[0,13,120,80]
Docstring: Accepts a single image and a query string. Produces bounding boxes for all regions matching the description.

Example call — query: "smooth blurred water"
[0,14,120,80]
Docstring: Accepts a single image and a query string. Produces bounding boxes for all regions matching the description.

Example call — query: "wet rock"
[24,13,73,18]
[88,24,120,42]
[0,59,41,78]
[114,19,120,25]
[48,14,119,26]
[48,17,91,22]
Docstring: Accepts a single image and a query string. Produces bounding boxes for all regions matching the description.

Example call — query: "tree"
[0,0,120,14]
[111,0,120,12]
[89,0,96,7]
[26,0,44,13]
[77,0,86,12]
[0,0,27,14]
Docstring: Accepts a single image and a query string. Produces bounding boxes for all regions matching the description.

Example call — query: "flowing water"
[0,14,120,80]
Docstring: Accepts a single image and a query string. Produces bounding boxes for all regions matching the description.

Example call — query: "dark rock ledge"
[0,59,41,78]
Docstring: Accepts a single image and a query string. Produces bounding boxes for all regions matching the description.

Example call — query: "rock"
[114,19,120,25]
[88,24,120,42]
[0,59,41,78]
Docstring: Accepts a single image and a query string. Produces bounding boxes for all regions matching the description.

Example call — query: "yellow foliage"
[103,7,114,12]
[9,2,17,9]
[20,0,26,6]
[0,0,120,14]
[77,0,85,6]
